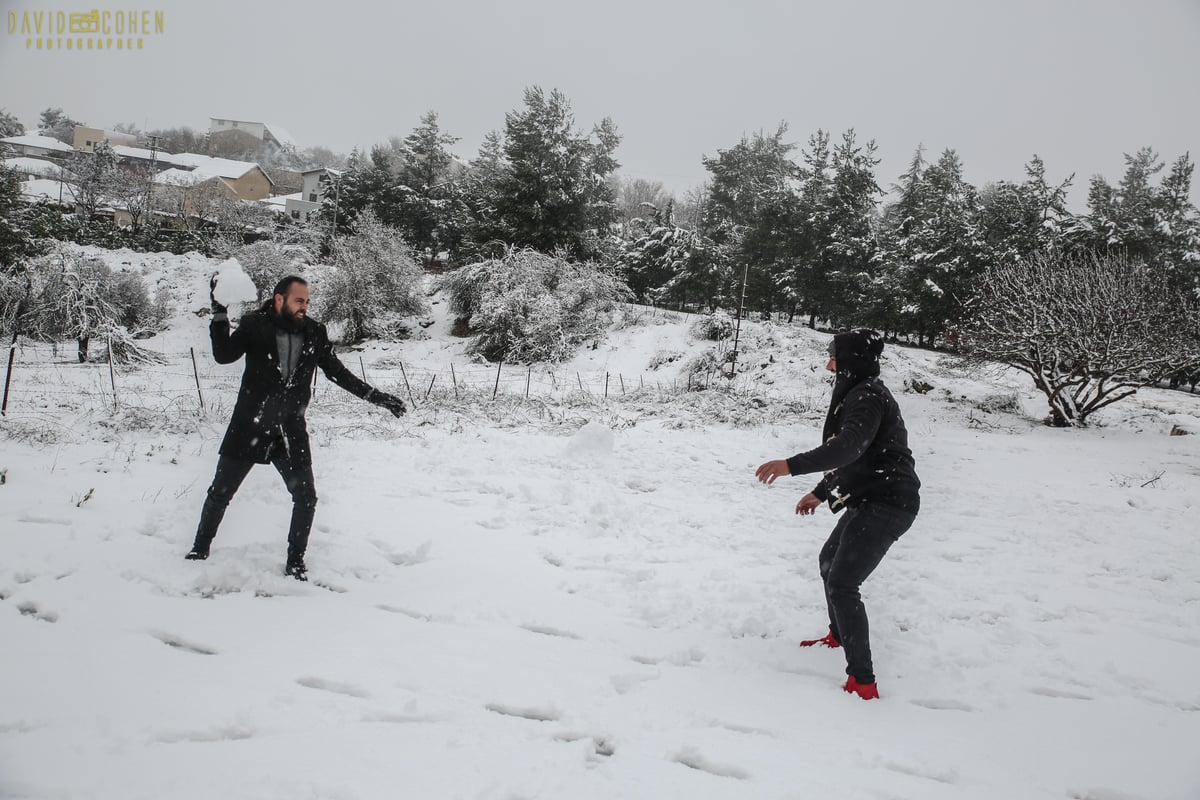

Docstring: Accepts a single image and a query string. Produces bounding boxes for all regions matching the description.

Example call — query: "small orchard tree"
[962,251,1200,426]
[440,247,630,363]
[22,248,164,363]
[320,211,427,342]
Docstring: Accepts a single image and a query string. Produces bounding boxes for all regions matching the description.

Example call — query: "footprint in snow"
[520,624,581,640]
[484,703,560,723]
[910,697,976,712]
[17,602,58,623]
[149,630,218,655]
[377,540,432,566]
[610,672,659,695]
[1029,686,1094,701]
[883,760,959,785]
[671,747,750,780]
[376,604,452,623]
[553,731,615,759]
[296,677,370,699]
[157,724,254,744]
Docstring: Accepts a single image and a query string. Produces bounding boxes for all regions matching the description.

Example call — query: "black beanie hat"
[831,329,884,379]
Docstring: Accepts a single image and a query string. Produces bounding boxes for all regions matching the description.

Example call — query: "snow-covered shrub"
[235,241,313,303]
[318,211,427,343]
[0,271,32,337]
[107,270,157,333]
[681,348,724,386]
[21,247,163,363]
[440,248,631,363]
[648,349,683,370]
[690,310,733,341]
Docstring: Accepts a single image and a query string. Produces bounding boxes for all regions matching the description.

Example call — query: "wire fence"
[0,338,824,441]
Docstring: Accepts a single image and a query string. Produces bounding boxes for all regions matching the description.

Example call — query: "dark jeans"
[192,452,318,562]
[818,502,916,684]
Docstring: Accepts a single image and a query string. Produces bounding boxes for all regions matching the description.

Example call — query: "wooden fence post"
[1,332,17,417]
[399,361,415,408]
[492,360,503,400]
[190,347,205,413]
[107,336,118,410]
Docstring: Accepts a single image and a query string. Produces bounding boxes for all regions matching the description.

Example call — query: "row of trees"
[5,91,1199,426]
[329,88,621,266]
[621,127,1200,347]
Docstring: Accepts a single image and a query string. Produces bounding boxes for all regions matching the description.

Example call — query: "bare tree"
[66,142,118,220]
[611,176,674,230]
[105,165,154,233]
[962,251,1200,426]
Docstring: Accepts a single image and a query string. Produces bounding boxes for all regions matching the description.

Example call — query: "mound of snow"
[564,420,614,456]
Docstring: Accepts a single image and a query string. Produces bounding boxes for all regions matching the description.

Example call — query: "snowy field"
[2,248,1200,800]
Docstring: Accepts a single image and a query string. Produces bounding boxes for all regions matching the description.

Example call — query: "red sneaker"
[843,676,880,700]
[799,631,841,648]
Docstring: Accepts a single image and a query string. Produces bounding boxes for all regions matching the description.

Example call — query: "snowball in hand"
[212,259,258,307]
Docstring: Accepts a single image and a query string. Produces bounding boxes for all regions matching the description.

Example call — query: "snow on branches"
[962,251,1200,426]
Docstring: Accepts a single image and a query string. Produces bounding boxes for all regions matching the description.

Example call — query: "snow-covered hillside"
[2,248,1199,800]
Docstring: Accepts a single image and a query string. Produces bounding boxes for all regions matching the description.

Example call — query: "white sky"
[2,0,1198,209]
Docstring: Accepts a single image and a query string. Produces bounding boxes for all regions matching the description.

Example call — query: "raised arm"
[785,388,885,476]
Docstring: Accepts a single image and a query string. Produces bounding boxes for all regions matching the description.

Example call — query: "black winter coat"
[212,308,374,465]
[786,355,921,514]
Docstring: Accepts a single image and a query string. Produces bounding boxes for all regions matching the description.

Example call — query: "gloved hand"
[209,275,228,316]
[371,391,407,417]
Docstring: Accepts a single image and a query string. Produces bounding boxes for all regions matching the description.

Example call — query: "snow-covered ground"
[2,248,1199,800]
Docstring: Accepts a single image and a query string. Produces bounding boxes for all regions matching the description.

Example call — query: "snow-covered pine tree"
[0,108,24,138]
[491,87,621,261]
[700,124,800,318]
[877,148,988,347]
[818,130,882,326]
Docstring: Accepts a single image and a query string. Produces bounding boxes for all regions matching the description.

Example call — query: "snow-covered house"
[72,126,138,153]
[17,177,77,206]
[166,153,274,201]
[284,167,341,222]
[2,156,65,180]
[208,118,297,155]
[0,134,74,159]
[110,145,191,173]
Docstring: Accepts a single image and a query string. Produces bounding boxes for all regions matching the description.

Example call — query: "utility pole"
[143,134,161,227]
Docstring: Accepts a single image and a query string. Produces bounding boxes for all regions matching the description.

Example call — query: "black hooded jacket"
[785,331,921,514]
[211,305,375,465]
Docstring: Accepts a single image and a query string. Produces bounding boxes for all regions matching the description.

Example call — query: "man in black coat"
[756,329,920,700]
[185,275,407,580]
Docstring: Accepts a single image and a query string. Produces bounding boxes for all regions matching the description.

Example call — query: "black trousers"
[818,502,916,684]
[193,451,318,561]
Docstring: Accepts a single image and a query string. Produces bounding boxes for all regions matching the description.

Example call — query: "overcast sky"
[3,0,1198,209]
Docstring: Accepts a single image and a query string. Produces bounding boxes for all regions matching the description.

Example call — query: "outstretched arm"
[316,334,406,416]
[755,388,885,485]
[785,390,884,475]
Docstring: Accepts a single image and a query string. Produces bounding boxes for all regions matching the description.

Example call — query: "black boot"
[185,547,209,561]
[285,557,307,581]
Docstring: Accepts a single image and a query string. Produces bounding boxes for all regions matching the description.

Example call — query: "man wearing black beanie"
[756,328,921,700]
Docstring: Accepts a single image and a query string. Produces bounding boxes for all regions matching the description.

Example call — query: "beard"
[274,304,306,332]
